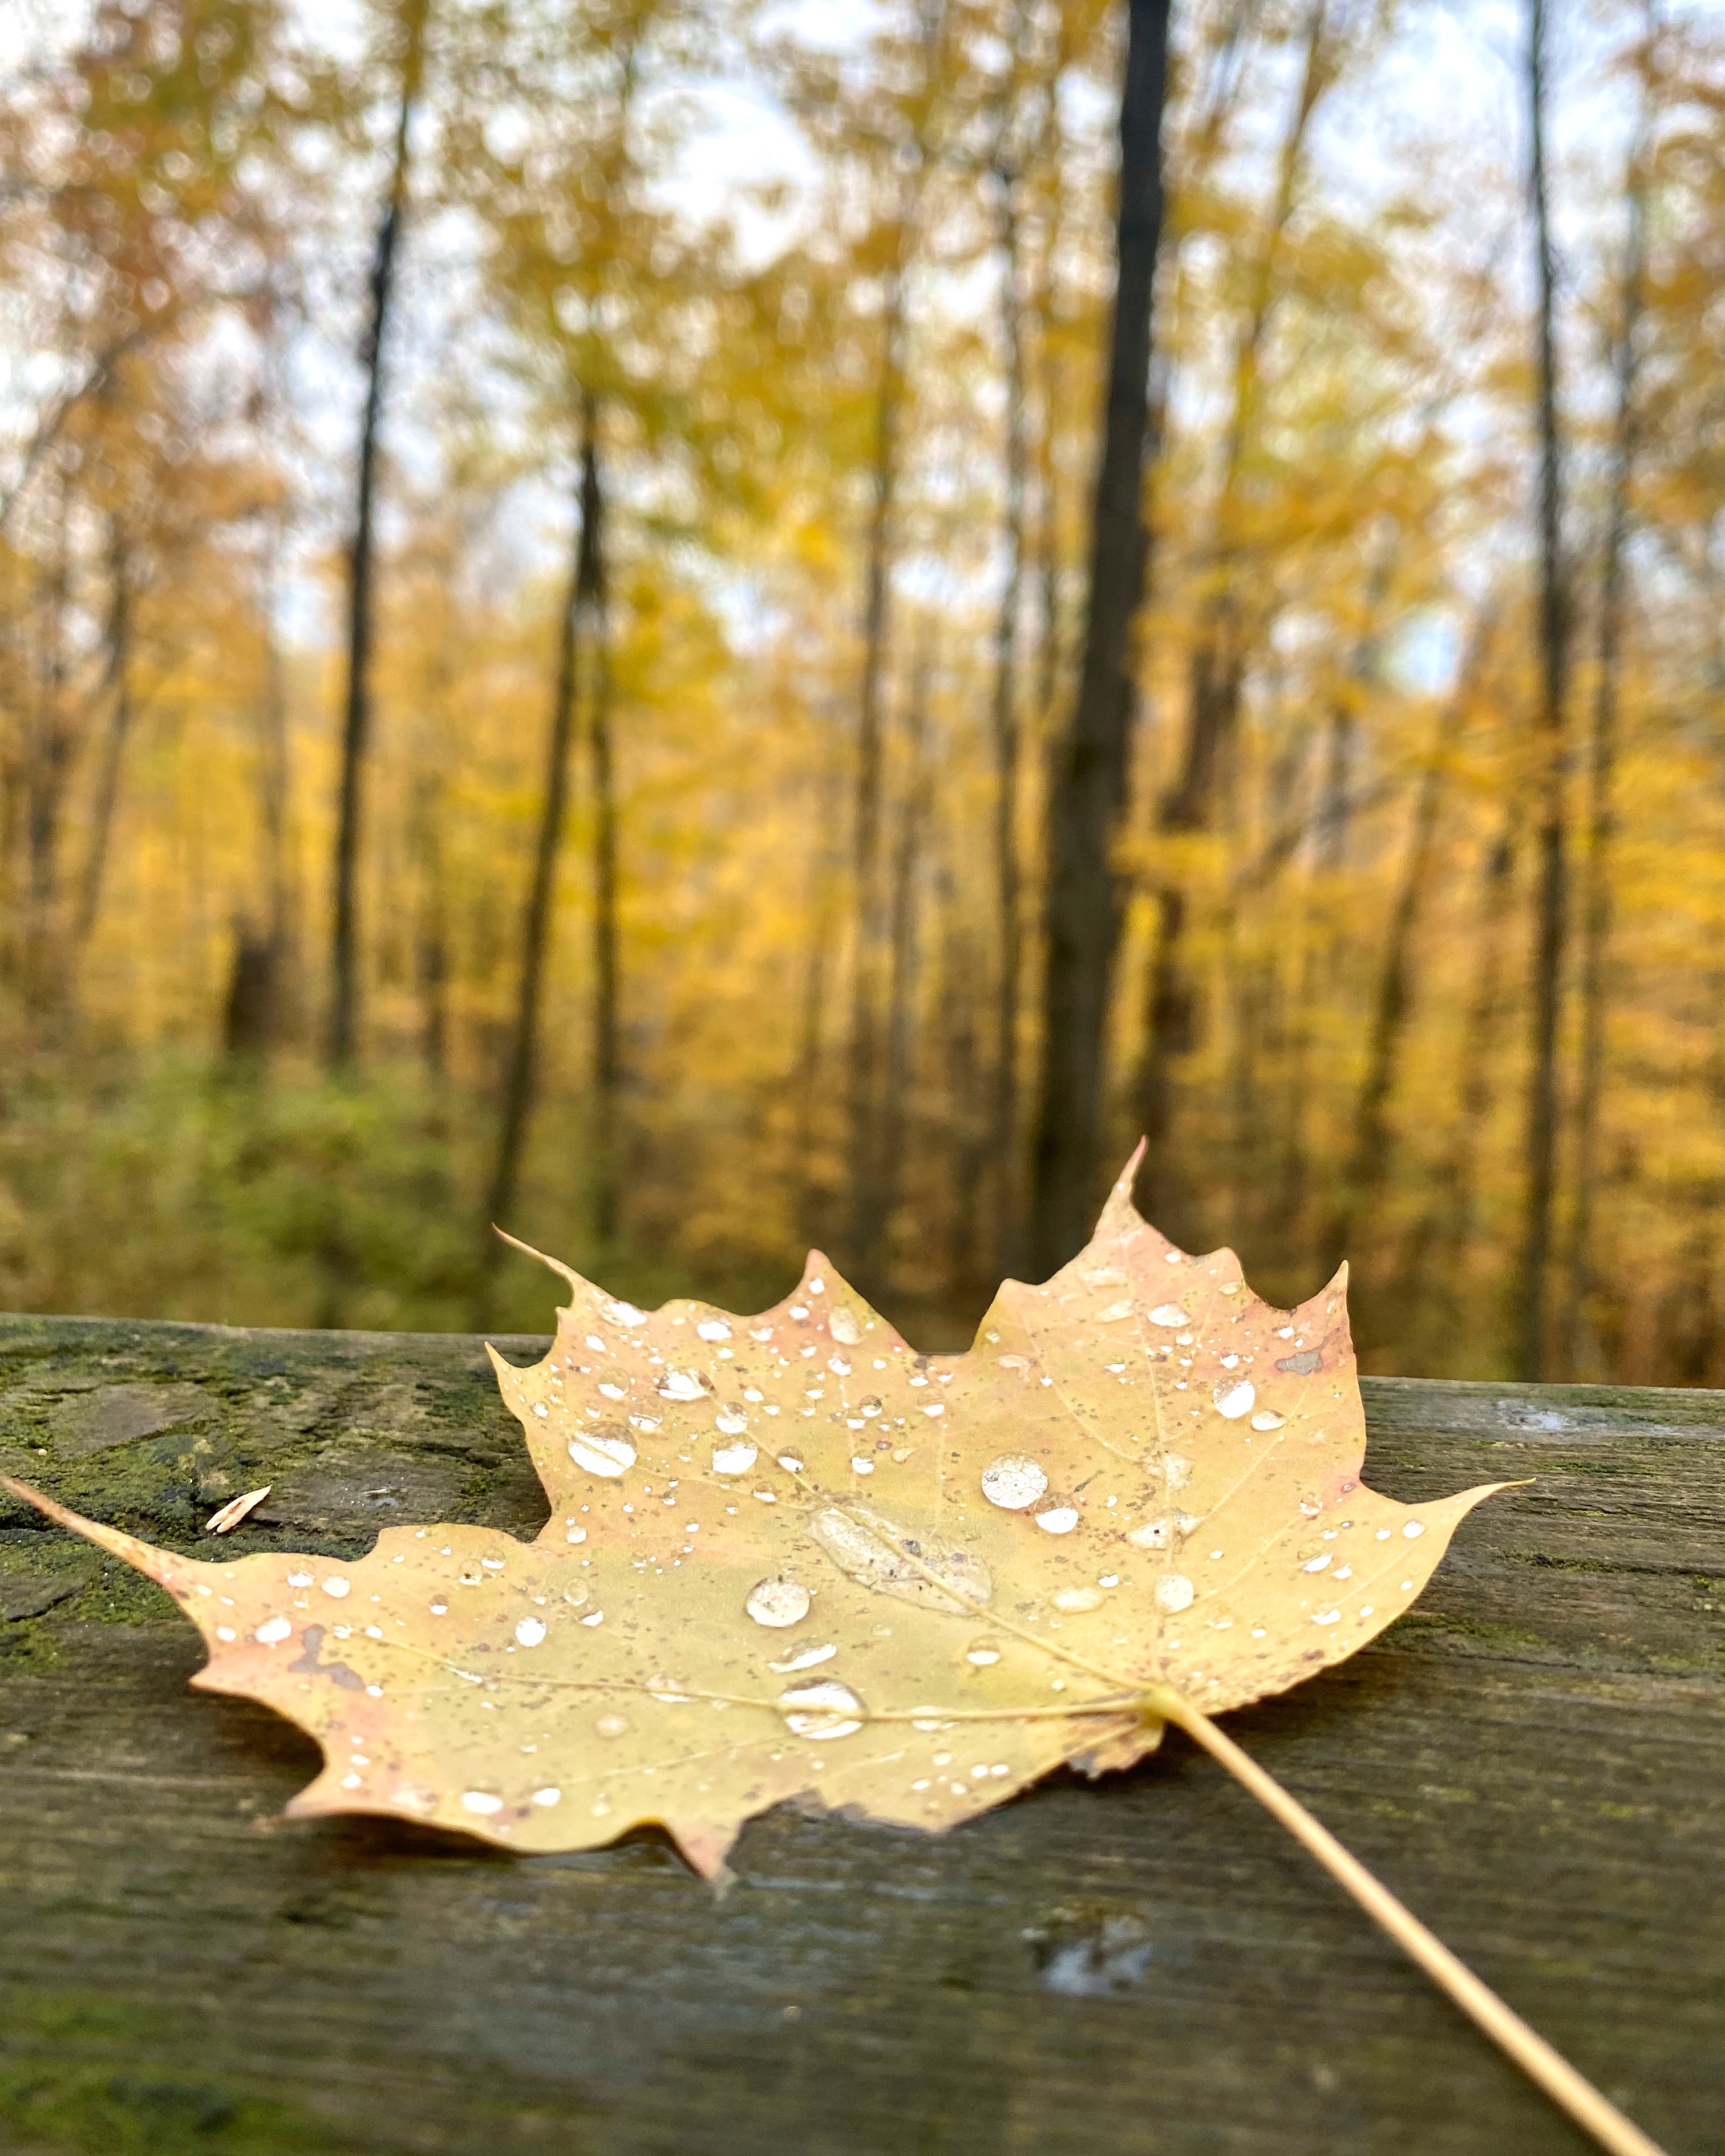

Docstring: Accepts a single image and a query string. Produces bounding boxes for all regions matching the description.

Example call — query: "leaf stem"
[1144,1684,1668,2156]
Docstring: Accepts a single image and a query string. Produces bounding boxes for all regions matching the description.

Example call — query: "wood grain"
[1,1316,1719,2156]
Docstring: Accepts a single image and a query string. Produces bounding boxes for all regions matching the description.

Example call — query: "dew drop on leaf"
[461,1791,503,1815]
[966,1639,1001,1665]
[1035,1507,1079,1535]
[1213,1380,1256,1419]
[567,1430,636,1477]
[1250,1409,1285,1430]
[715,1405,749,1434]
[712,1437,757,1474]
[1155,1575,1195,1613]
[1054,1587,1104,1612]
[1149,1304,1188,1326]
[746,1577,812,1627]
[769,1640,836,1672]
[594,1714,629,1739]
[828,1306,862,1345]
[697,1319,732,1342]
[779,1679,864,1739]
[981,1454,1047,1509]
[515,1618,546,1646]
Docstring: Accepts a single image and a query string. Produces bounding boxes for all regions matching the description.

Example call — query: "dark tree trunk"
[326,0,427,1071]
[483,399,602,1284]
[987,161,1029,1275]
[1134,0,1334,1230]
[1027,0,1171,1278]
[1516,0,1570,1379]
[1562,72,1649,1377]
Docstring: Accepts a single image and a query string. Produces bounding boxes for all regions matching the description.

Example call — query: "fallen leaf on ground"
[3,1148,1502,1877]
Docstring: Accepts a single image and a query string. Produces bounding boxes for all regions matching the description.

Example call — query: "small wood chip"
[204,1486,271,1535]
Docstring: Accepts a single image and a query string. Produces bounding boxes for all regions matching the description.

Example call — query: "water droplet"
[565,1524,588,1544]
[770,1640,836,1672]
[568,1429,636,1477]
[216,1625,236,1642]
[254,1616,293,1645]
[461,1791,503,1815]
[1125,1518,1168,1549]
[859,1395,882,1416]
[1376,1526,1392,1539]
[697,1318,732,1341]
[715,1404,750,1435]
[657,1368,710,1401]
[321,1577,350,1598]
[595,1713,629,1738]
[602,1298,646,1327]
[1302,1553,1331,1573]
[981,1454,1048,1510]
[1149,1303,1188,1326]
[628,1410,662,1431]
[597,1379,626,1400]
[1213,1380,1256,1420]
[746,1577,812,1628]
[532,1786,561,1806]
[580,1610,605,1626]
[752,1487,778,1503]
[776,1451,804,1471]
[712,1438,758,1475]
[516,1618,547,1647]
[286,1570,311,1588]
[533,1401,552,1417]
[1054,1587,1104,1612]
[966,1640,1001,1666]
[850,1455,875,1474]
[828,1355,852,1376]
[1035,1507,1079,1535]
[1250,1409,1285,1431]
[788,1303,809,1320]
[1403,1521,1426,1538]
[1219,1353,1240,1369]
[829,1306,862,1345]
[780,1679,864,1739]
[1155,1575,1194,1613]
[1311,1608,1342,1626]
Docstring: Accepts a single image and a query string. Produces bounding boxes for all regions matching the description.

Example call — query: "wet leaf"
[3,1152,1505,1879]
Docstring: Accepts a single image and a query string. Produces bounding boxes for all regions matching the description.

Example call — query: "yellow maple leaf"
[2,1154,1668,2156]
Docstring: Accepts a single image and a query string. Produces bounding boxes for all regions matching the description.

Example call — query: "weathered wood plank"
[1,1317,1720,2156]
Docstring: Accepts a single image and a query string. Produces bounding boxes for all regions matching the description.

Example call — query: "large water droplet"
[657,1368,711,1401]
[770,1640,836,1672]
[965,1639,1001,1665]
[629,1409,662,1432]
[981,1454,1048,1510]
[1155,1574,1194,1613]
[746,1577,811,1628]
[859,1395,882,1416]
[1213,1379,1256,1419]
[780,1678,864,1739]
[712,1438,758,1475]
[828,1306,862,1346]
[715,1404,749,1435]
[568,1429,636,1477]
[515,1617,547,1646]
[697,1318,732,1341]
[461,1790,503,1815]
[1149,1303,1188,1326]
[1035,1507,1079,1535]
[254,1616,291,1645]
[1250,1409,1285,1430]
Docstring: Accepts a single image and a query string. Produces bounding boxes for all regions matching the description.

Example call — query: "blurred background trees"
[0,0,1720,1379]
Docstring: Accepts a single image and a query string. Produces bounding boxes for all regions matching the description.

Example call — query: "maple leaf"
[6,1153,1675,2156]
[5,1152,1501,1875]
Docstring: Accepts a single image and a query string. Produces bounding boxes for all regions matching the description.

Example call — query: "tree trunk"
[1027,0,1172,1279]
[482,396,601,1286]
[73,516,132,948]
[1135,0,1335,1230]
[326,0,428,1071]
[1561,60,1649,1377]
[1517,0,1569,1380]
[987,160,1029,1276]
[859,625,933,1283]
[586,428,620,1251]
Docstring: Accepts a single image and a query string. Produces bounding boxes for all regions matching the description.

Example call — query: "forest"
[0,0,1720,1380]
